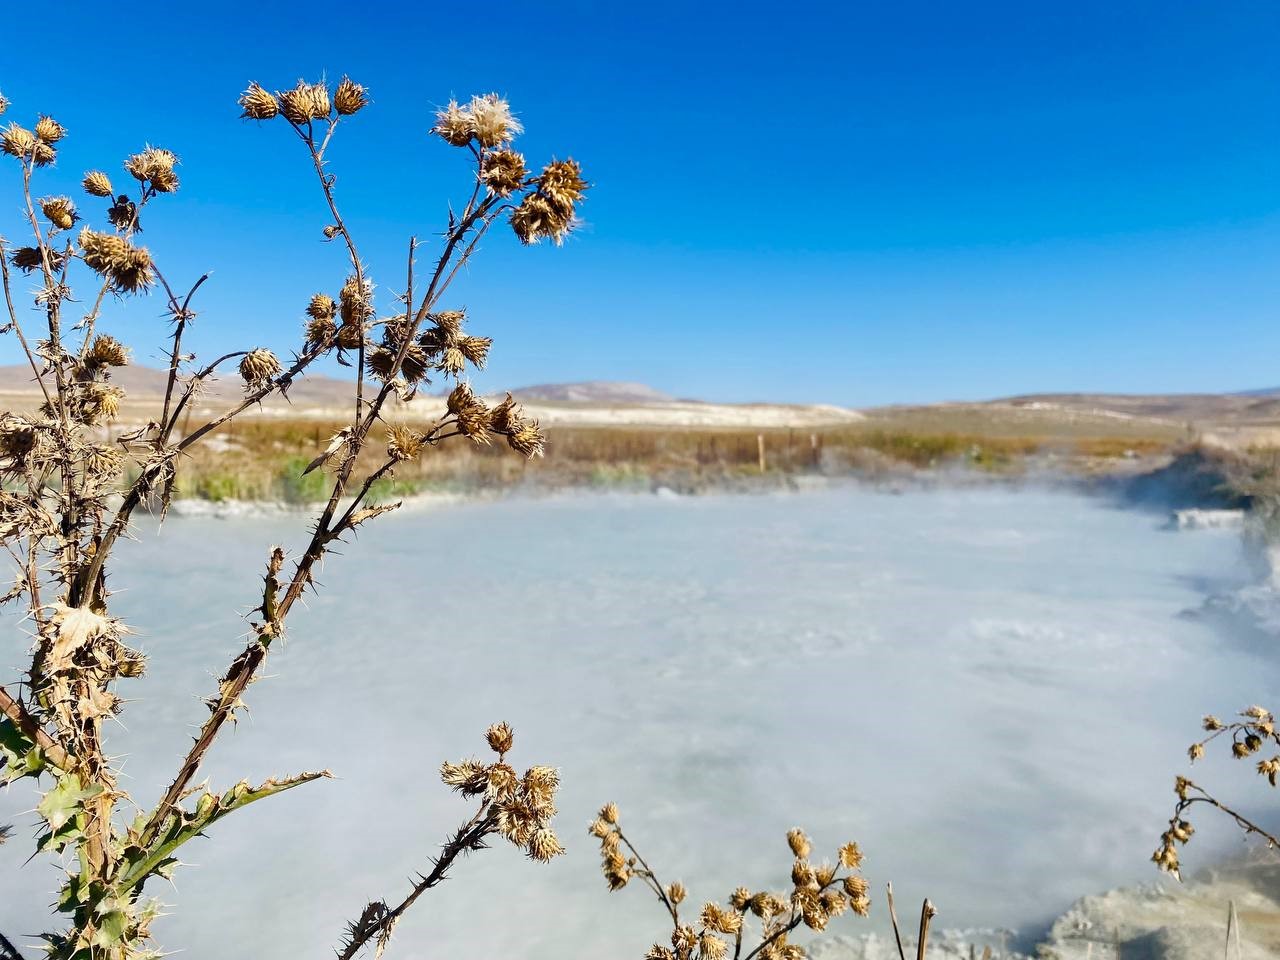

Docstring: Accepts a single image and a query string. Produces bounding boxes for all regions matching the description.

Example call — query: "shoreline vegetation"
[108,414,1257,512]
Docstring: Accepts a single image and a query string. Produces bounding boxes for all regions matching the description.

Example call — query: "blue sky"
[1,1,1277,406]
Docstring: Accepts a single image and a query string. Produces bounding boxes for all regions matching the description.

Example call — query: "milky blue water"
[0,488,1272,957]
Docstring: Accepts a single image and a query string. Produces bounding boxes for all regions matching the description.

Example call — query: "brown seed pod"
[82,170,114,198]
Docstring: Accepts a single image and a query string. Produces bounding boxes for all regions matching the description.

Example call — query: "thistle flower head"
[432,100,475,147]
[307,293,337,321]
[306,315,337,348]
[837,842,862,869]
[31,140,56,167]
[9,246,43,273]
[437,346,466,378]
[447,381,474,415]
[667,881,686,905]
[239,82,280,120]
[107,195,138,231]
[82,170,113,198]
[239,348,281,389]
[468,93,521,147]
[34,116,65,144]
[480,150,527,197]
[77,228,154,293]
[334,77,369,115]
[506,420,546,459]
[125,147,179,192]
[527,827,564,862]
[486,721,515,754]
[339,274,373,324]
[86,334,129,368]
[600,802,619,825]
[336,322,366,351]
[1,123,36,159]
[278,80,331,123]
[511,193,573,245]
[787,828,812,859]
[386,425,424,462]
[458,335,492,369]
[456,401,494,444]
[40,196,78,231]
[539,158,588,209]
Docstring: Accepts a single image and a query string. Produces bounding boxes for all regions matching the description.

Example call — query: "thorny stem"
[0,683,69,769]
[615,827,680,924]
[137,128,493,847]
[157,270,210,431]
[1175,783,1280,849]
[0,240,53,410]
[336,804,498,960]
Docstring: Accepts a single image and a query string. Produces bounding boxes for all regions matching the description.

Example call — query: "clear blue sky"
[1,1,1277,406]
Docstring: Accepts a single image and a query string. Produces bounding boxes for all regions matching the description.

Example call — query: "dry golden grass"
[136,417,1182,502]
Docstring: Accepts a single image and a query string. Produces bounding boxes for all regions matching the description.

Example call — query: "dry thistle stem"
[1155,704,1280,879]
[0,74,588,959]
[591,808,870,959]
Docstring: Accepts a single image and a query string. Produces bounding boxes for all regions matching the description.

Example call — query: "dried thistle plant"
[0,76,585,958]
[1154,705,1280,879]
[589,808,871,960]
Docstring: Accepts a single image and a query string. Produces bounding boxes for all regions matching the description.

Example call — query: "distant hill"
[507,381,675,404]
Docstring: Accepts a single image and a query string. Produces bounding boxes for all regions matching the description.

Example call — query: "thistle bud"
[34,116,65,143]
[277,82,313,124]
[667,882,687,905]
[239,348,281,389]
[82,170,114,197]
[599,802,619,825]
[307,293,337,321]
[125,147,179,192]
[334,77,369,115]
[305,82,331,119]
[238,82,279,120]
[447,382,474,415]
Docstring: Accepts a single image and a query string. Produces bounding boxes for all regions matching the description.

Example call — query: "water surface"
[0,488,1272,956]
